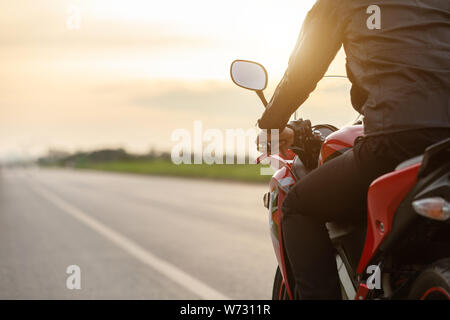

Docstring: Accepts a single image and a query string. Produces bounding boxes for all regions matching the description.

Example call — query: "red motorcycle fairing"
[356,162,421,274]
[269,165,296,299]
[319,125,363,165]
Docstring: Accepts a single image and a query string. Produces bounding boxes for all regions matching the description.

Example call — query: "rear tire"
[272,267,290,300]
[407,258,450,300]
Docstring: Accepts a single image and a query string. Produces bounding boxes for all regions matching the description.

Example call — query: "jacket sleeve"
[258,0,344,130]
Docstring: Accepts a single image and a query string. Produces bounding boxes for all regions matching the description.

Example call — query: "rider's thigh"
[282,148,378,223]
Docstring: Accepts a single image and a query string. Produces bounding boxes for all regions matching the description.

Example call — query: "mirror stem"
[256,91,268,108]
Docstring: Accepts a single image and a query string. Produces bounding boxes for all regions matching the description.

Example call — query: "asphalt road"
[0,167,277,299]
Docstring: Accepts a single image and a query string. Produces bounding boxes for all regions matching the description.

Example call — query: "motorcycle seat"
[395,155,423,171]
[395,137,449,174]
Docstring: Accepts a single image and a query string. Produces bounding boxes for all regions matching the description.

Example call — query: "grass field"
[75,160,271,183]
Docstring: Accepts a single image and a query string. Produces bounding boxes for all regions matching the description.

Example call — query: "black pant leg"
[282,149,372,299]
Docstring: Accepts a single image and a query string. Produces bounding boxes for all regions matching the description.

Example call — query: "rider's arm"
[258,0,344,131]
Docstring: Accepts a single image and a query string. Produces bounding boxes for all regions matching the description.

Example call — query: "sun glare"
[1,0,332,159]
[82,0,317,80]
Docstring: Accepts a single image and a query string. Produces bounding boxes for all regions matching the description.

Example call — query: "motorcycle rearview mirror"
[230,60,268,107]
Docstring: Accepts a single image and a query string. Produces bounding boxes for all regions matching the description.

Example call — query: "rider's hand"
[257,127,294,157]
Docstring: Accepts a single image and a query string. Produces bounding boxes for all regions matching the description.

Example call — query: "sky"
[0,0,356,161]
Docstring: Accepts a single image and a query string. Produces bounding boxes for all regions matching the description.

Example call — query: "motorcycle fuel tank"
[319,125,363,165]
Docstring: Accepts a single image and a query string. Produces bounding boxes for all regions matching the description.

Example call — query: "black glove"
[286,119,313,148]
[286,119,321,170]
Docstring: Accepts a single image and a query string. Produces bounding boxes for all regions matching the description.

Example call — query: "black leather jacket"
[258,0,450,136]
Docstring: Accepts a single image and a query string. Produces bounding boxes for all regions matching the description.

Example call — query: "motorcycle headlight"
[412,197,449,221]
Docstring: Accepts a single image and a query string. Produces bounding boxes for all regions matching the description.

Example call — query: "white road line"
[28,180,230,300]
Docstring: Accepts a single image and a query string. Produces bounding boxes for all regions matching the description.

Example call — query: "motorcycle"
[230,59,450,300]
